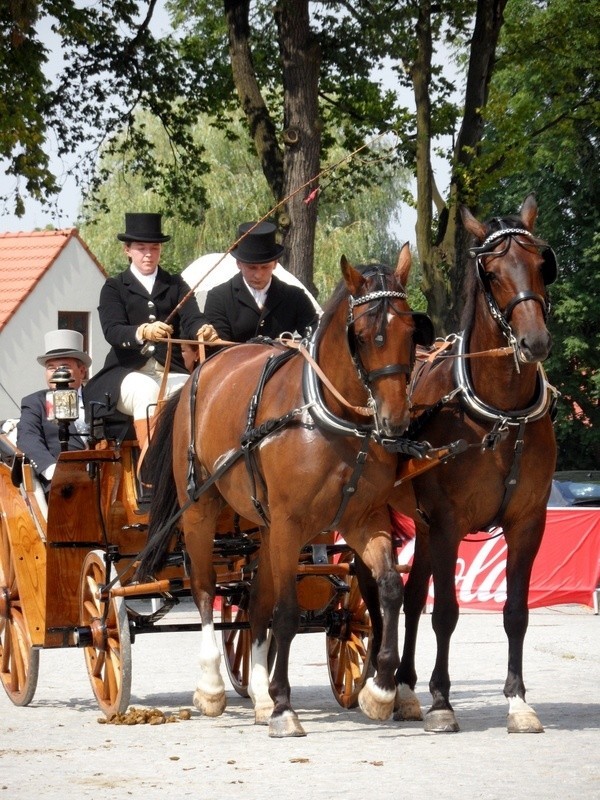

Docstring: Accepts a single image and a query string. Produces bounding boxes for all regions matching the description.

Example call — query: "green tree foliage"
[1,0,212,221]
[478,0,600,468]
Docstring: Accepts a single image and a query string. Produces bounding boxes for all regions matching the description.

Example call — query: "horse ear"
[341,255,365,294]
[395,242,412,287]
[519,193,538,232]
[460,204,487,240]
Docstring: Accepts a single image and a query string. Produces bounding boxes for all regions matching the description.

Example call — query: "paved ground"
[1,604,598,799]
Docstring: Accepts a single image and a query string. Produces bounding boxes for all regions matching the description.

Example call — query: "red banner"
[392,508,600,610]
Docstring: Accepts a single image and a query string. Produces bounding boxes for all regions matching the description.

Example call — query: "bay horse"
[389,194,558,733]
[139,246,434,737]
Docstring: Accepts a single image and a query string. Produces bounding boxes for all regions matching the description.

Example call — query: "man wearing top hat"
[84,212,217,450]
[17,330,91,491]
[203,221,319,344]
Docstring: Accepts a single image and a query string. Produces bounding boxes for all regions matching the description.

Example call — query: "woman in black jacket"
[85,213,217,448]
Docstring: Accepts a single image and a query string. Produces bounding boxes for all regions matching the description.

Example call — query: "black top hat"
[117,213,171,243]
[230,221,284,264]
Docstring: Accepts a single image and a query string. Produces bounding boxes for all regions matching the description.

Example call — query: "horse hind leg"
[185,505,227,718]
[263,528,306,738]
[192,592,227,717]
[394,533,432,722]
[248,536,276,726]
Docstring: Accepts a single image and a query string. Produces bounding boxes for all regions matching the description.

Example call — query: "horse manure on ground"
[98,706,192,725]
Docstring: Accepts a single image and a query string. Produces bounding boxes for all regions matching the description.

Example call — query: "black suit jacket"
[16,389,87,484]
[85,266,207,412]
[204,273,318,343]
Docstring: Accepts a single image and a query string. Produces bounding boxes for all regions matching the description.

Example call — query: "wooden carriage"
[0,424,374,717]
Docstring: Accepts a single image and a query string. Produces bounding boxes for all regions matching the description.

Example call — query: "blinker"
[413,313,435,347]
[541,247,557,285]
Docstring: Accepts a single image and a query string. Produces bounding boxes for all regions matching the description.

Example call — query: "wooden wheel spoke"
[80,550,131,717]
[222,601,254,697]
[91,649,105,679]
[326,562,373,709]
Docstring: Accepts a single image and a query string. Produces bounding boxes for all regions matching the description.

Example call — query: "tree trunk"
[411,0,507,335]
[411,1,450,335]
[445,0,508,332]
[275,0,321,295]
[224,1,284,206]
[224,0,319,293]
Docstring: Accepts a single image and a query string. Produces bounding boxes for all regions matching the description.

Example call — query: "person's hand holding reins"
[197,324,219,343]
[137,321,174,342]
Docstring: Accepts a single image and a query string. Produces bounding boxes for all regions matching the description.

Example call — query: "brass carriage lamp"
[46,365,79,452]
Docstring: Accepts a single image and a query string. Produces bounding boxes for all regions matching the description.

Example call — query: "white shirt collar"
[243,277,271,309]
[130,264,157,293]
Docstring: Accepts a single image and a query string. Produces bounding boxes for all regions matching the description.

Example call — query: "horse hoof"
[424,709,459,733]
[193,689,227,717]
[393,684,423,721]
[358,678,395,721]
[254,702,274,726]
[268,710,306,738]
[507,711,544,733]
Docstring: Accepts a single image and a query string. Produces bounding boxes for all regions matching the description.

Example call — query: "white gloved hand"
[136,321,173,342]
[197,324,219,343]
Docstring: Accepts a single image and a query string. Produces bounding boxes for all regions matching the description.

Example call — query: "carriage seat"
[86,406,136,444]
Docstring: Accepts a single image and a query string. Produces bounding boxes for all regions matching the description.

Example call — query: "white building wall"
[0,238,110,420]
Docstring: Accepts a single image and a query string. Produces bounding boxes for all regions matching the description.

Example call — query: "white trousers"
[117,358,189,419]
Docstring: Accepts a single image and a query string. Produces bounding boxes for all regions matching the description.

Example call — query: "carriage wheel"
[0,503,39,706]
[221,597,275,697]
[79,550,132,717]
[326,555,374,709]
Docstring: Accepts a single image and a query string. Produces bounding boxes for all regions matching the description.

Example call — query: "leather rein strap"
[165,336,375,418]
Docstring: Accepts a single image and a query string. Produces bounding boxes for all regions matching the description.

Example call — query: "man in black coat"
[84,213,217,447]
[204,221,319,343]
[17,330,91,492]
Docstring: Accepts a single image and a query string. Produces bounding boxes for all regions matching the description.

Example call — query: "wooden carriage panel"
[0,466,47,646]
[44,450,115,646]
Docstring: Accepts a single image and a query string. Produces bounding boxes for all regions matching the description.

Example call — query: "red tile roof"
[0,228,106,332]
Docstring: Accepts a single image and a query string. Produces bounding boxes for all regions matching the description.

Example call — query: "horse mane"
[318,262,394,337]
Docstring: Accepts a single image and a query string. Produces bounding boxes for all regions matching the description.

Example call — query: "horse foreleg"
[355,532,402,722]
[394,529,431,722]
[503,523,545,734]
[353,553,383,666]
[248,533,276,726]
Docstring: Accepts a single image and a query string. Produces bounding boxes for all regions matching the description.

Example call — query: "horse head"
[338,243,434,437]
[461,193,556,364]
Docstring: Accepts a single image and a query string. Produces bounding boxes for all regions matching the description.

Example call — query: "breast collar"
[302,332,374,437]
[452,331,558,425]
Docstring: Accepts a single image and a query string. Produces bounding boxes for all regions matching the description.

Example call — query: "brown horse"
[389,194,558,733]
[139,246,434,737]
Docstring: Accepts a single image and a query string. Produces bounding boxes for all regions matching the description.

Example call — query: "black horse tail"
[136,389,182,580]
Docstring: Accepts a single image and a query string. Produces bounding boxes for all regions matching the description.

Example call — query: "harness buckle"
[481,418,509,451]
